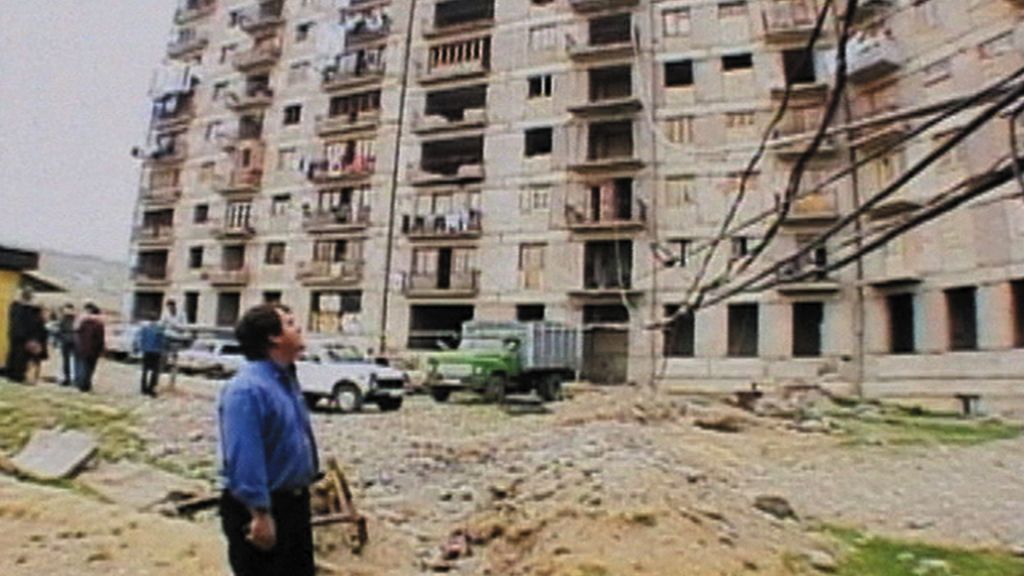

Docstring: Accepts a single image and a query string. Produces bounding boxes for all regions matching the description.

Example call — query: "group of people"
[5,287,105,391]
[133,298,186,398]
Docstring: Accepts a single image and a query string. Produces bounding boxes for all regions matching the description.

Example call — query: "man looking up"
[217,304,319,576]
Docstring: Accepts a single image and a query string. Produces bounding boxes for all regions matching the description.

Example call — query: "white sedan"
[296,345,406,413]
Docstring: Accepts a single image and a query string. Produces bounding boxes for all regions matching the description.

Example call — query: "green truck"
[425,321,581,403]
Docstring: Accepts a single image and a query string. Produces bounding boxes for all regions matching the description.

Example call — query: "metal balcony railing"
[403,270,480,296]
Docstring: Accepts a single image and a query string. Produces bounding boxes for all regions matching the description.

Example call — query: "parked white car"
[105,323,141,362]
[296,344,406,412]
[175,338,244,378]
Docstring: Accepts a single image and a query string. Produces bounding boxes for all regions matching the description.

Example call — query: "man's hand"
[247,510,277,551]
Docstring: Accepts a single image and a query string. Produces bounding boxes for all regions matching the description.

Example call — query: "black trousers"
[60,342,76,385]
[5,339,28,382]
[220,489,315,576]
[140,352,161,395]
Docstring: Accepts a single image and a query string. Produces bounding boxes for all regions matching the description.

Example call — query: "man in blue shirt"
[134,315,166,397]
[217,304,319,576]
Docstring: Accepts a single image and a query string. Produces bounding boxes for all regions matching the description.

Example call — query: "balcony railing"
[296,260,364,286]
[420,38,491,84]
[569,154,643,174]
[403,270,480,298]
[302,205,371,232]
[140,186,183,205]
[568,96,642,117]
[144,143,188,165]
[306,156,377,184]
[203,267,251,286]
[565,198,647,232]
[762,0,819,42]
[322,57,386,92]
[346,17,391,47]
[175,0,216,24]
[214,170,263,195]
[152,97,195,131]
[132,225,175,244]
[402,210,482,239]
[132,267,172,285]
[239,1,284,36]
[422,12,494,40]
[408,162,485,186]
[314,109,381,137]
[232,43,282,72]
[167,34,208,59]
[569,0,639,13]
[412,108,486,134]
[210,219,257,239]
[786,188,839,224]
[225,86,274,110]
[848,31,902,83]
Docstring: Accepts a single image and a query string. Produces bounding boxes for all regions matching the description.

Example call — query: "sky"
[0,1,175,263]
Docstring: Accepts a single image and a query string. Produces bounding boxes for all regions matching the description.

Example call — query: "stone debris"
[753,495,798,521]
[77,460,207,511]
[9,429,98,480]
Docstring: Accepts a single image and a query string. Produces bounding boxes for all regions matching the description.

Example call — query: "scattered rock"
[803,549,837,572]
[9,429,98,480]
[914,558,951,575]
[694,413,747,433]
[753,495,797,521]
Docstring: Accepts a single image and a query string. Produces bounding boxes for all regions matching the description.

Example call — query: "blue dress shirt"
[218,360,319,510]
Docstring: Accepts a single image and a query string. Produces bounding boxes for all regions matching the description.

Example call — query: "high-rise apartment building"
[130,0,1024,394]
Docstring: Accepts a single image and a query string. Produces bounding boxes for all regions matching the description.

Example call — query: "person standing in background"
[55,303,77,386]
[74,302,105,392]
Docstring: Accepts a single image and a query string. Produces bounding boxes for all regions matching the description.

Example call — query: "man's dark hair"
[235,303,291,361]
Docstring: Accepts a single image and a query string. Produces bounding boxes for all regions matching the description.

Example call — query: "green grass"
[803,527,1024,576]
[828,405,1022,447]
[0,380,146,462]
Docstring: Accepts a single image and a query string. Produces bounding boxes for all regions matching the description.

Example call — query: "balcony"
[419,37,491,85]
[167,33,208,59]
[762,0,819,43]
[403,270,480,298]
[314,110,381,137]
[565,195,647,233]
[783,188,839,226]
[422,1,494,40]
[296,260,364,287]
[772,105,837,157]
[152,94,195,132]
[569,0,639,13]
[203,267,251,287]
[140,186,183,206]
[567,15,635,63]
[569,96,641,118]
[569,155,642,174]
[776,260,840,295]
[232,43,282,72]
[408,162,485,187]
[412,108,486,135]
[239,1,284,37]
[174,0,216,24]
[847,31,902,84]
[132,225,175,246]
[212,220,257,240]
[214,170,263,196]
[132,267,172,287]
[225,86,274,111]
[850,85,909,149]
[401,210,482,240]
[307,156,376,185]
[302,205,372,233]
[143,143,188,166]
[345,15,391,48]
[322,57,386,93]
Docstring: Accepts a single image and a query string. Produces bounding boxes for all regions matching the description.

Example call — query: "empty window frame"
[265,242,286,265]
[663,305,695,358]
[525,127,553,157]
[722,53,753,72]
[517,304,546,321]
[283,104,302,125]
[945,286,978,351]
[528,74,553,98]
[664,60,694,87]
[1013,279,1024,348]
[727,303,759,357]
[663,7,691,37]
[792,301,824,358]
[887,292,915,354]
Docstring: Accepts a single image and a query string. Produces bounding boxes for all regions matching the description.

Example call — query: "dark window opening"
[945,286,978,351]
[722,53,753,72]
[263,291,282,304]
[792,301,824,358]
[663,305,695,358]
[216,292,242,327]
[528,75,553,98]
[584,240,632,290]
[588,13,631,46]
[184,292,199,324]
[425,84,487,121]
[283,104,302,125]
[434,0,494,29]
[328,90,381,119]
[1013,279,1024,348]
[408,305,475,349]
[664,60,694,87]
[589,65,632,101]
[421,136,484,175]
[222,245,246,271]
[265,242,286,265]
[588,120,633,160]
[525,127,553,157]
[582,178,634,222]
[516,304,546,321]
[188,247,204,269]
[132,293,164,323]
[887,292,915,354]
[727,303,759,357]
[783,48,817,85]
[583,304,630,324]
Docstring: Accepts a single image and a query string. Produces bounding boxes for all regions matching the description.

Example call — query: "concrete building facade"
[130,0,1024,395]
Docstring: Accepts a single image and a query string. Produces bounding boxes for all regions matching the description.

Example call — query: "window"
[219,44,237,64]
[663,306,695,358]
[198,161,216,183]
[193,204,209,224]
[296,21,314,42]
[271,194,291,216]
[216,293,241,327]
[722,53,753,72]
[310,291,364,333]
[665,175,696,207]
[1013,280,1024,348]
[529,24,558,51]
[945,287,977,351]
[264,291,282,304]
[731,236,750,260]
[287,61,311,85]
[668,239,689,267]
[519,186,550,213]
[188,246,204,269]
[718,1,748,19]
[792,302,824,358]
[783,48,817,85]
[277,147,297,171]
[184,292,199,324]
[528,74,553,98]
[727,303,758,357]
[726,111,755,130]
[229,10,242,27]
[665,116,694,143]
[265,242,286,265]
[663,8,691,37]
[283,104,302,126]
[204,121,222,142]
[517,304,546,321]
[887,293,915,354]
[525,127,553,157]
[212,81,228,101]
[664,60,694,87]
[519,243,545,290]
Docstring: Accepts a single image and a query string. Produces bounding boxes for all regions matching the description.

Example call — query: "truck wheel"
[303,393,321,409]
[430,388,451,403]
[483,375,507,404]
[537,374,563,402]
[376,397,403,412]
[331,382,364,413]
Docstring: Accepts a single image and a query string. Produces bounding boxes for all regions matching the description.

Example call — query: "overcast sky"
[0,1,174,263]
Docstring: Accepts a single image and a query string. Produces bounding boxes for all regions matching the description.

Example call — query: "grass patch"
[828,405,1021,447]
[0,381,146,462]
[798,526,1024,576]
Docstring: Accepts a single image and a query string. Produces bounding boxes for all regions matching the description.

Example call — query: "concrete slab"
[78,460,208,511]
[9,429,97,480]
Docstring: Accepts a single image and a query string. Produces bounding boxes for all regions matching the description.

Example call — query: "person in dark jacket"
[74,302,105,392]
[5,287,37,383]
[135,316,166,397]
[55,303,77,386]
[23,304,48,384]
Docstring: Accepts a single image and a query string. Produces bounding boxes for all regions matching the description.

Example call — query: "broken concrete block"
[77,460,208,511]
[9,429,98,480]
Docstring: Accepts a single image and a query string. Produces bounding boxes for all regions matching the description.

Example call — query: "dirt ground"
[1,360,1023,575]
